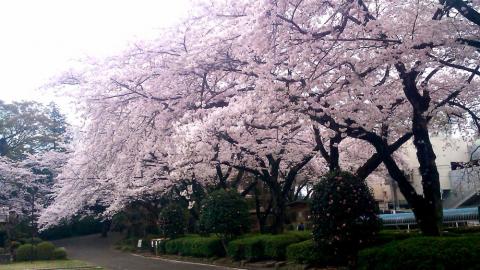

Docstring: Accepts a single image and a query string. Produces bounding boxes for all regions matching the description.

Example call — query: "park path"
[54,234,241,270]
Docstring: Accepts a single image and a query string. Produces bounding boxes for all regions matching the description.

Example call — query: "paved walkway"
[54,234,240,270]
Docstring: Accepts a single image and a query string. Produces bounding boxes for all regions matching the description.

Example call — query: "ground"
[0,260,100,270]
[53,234,241,270]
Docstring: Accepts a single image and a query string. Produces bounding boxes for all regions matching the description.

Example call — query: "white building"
[371,136,480,211]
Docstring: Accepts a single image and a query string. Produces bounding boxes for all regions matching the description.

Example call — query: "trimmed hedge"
[165,236,224,257]
[52,247,67,259]
[15,242,66,261]
[227,235,269,261]
[358,236,480,270]
[228,232,311,261]
[264,233,311,260]
[36,241,55,260]
[373,231,417,246]
[15,244,37,261]
[286,239,332,265]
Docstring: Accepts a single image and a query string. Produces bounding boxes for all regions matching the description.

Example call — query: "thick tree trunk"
[390,62,443,235]
[382,153,440,235]
[411,114,442,235]
[101,219,112,237]
[360,124,440,236]
[270,190,286,234]
[328,134,341,172]
[254,186,272,233]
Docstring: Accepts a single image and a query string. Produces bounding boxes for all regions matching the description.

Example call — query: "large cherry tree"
[44,0,479,236]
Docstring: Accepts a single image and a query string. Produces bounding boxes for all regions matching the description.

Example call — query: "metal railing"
[380,207,480,227]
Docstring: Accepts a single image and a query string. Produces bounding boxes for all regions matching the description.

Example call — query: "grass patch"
[0,259,102,270]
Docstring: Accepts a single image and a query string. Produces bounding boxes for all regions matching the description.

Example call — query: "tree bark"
[101,219,112,237]
[411,114,442,235]
[269,186,286,234]
[395,62,442,235]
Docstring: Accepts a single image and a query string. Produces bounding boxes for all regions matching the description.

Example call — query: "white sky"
[0,0,190,113]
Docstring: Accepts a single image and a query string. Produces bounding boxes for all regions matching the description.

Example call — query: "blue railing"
[380,207,480,227]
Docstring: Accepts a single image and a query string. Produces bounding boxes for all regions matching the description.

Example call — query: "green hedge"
[373,231,417,246]
[286,239,332,265]
[358,236,480,270]
[15,244,37,261]
[264,233,311,260]
[227,235,269,261]
[165,236,224,257]
[52,247,67,259]
[228,232,311,261]
[15,242,66,261]
[36,241,55,260]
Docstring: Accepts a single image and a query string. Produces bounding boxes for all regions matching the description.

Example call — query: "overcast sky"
[0,0,190,110]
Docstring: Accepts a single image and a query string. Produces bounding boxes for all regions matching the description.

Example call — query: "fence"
[380,207,480,228]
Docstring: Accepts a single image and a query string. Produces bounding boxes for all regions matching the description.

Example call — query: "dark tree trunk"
[355,133,413,179]
[382,151,440,235]
[254,185,273,233]
[411,114,442,235]
[395,62,442,235]
[270,188,286,234]
[328,134,342,172]
[443,0,480,26]
[101,219,112,238]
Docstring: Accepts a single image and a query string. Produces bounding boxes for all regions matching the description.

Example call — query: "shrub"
[159,204,189,239]
[228,232,311,261]
[287,239,332,265]
[358,236,480,270]
[15,244,37,261]
[199,189,250,240]
[286,230,312,240]
[263,233,309,260]
[165,236,224,257]
[311,171,381,263]
[227,235,268,261]
[52,247,67,259]
[36,241,55,260]
[373,230,417,246]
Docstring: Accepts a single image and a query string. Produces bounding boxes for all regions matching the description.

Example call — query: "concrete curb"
[130,253,247,270]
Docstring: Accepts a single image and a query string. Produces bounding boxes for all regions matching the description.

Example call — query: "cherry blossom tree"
[43,0,479,236]
[247,0,480,235]
[0,149,68,237]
